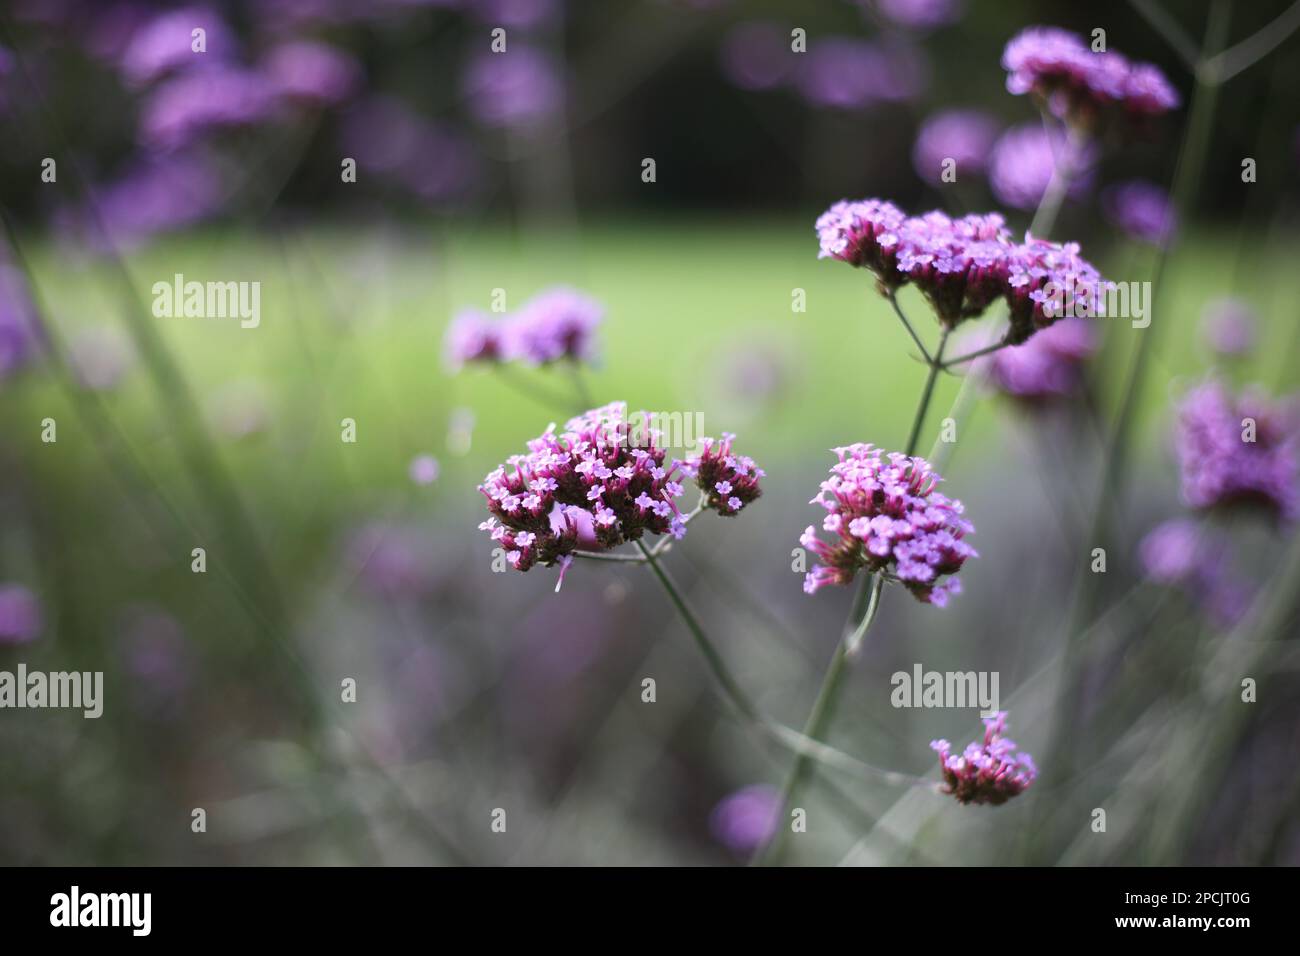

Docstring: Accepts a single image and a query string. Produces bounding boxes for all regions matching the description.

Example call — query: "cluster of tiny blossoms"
[1002,26,1179,128]
[815,200,1105,344]
[1175,380,1299,522]
[446,286,603,370]
[800,445,976,607]
[931,711,1037,805]
[478,403,763,575]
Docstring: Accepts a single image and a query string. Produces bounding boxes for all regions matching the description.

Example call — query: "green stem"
[904,328,949,457]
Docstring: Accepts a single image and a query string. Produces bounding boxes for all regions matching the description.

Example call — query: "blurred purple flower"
[140,65,280,150]
[1201,298,1256,358]
[409,454,441,485]
[347,522,438,597]
[800,445,975,606]
[339,96,478,203]
[870,0,965,29]
[1139,519,1251,627]
[988,122,1094,211]
[911,109,999,185]
[1176,380,1300,522]
[120,6,237,86]
[0,45,14,113]
[0,584,41,645]
[60,152,224,251]
[1002,26,1179,127]
[709,784,781,855]
[444,307,506,370]
[262,39,361,107]
[462,45,563,127]
[796,38,927,109]
[1103,179,1176,246]
[979,316,1096,402]
[0,262,43,380]
[506,286,603,366]
[118,606,193,712]
[719,22,793,92]
[932,711,1036,805]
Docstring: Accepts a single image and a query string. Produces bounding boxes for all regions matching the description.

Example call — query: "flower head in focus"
[931,711,1036,805]
[1003,234,1107,345]
[800,445,975,606]
[1002,26,1179,129]
[681,433,764,516]
[1175,380,1299,522]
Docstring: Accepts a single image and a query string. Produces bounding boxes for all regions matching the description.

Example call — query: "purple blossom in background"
[719,22,793,92]
[409,454,441,485]
[140,65,280,150]
[1103,179,1176,246]
[478,403,762,574]
[1201,298,1257,358]
[262,39,361,107]
[1002,26,1179,127]
[444,308,506,370]
[978,316,1096,402]
[60,152,224,251]
[339,97,477,203]
[506,287,603,366]
[871,0,965,29]
[1139,519,1250,627]
[678,433,764,516]
[0,262,43,380]
[1176,380,1300,522]
[911,109,999,185]
[0,45,14,114]
[800,445,975,606]
[709,784,781,854]
[988,122,1094,211]
[119,607,193,713]
[796,38,927,109]
[0,584,42,644]
[119,6,237,86]
[346,522,438,598]
[462,45,563,128]
[931,711,1036,805]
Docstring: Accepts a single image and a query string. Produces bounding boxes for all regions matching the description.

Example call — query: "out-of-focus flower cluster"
[1103,179,1177,247]
[931,711,1037,805]
[974,316,1096,404]
[445,287,604,370]
[816,199,1106,344]
[1176,380,1299,522]
[1002,26,1179,128]
[478,403,762,574]
[1139,519,1250,627]
[800,445,975,606]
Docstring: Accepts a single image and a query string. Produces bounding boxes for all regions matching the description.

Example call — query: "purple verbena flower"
[719,22,794,92]
[119,6,237,86]
[1002,26,1179,128]
[479,403,692,572]
[795,38,927,109]
[988,122,1094,211]
[1139,519,1251,627]
[978,316,1096,401]
[506,287,603,366]
[461,44,563,128]
[871,0,965,29]
[444,308,506,370]
[683,432,764,516]
[409,454,441,485]
[0,262,43,380]
[1003,233,1106,344]
[262,39,361,107]
[140,65,280,150]
[816,199,909,287]
[931,711,1036,805]
[1103,179,1177,246]
[911,109,999,185]
[1175,380,1300,522]
[800,445,975,606]
[893,211,1016,326]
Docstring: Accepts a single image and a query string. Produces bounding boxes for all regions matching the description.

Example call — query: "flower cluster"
[931,711,1037,805]
[1103,179,1177,247]
[1002,26,1179,127]
[988,121,1095,211]
[478,403,763,574]
[800,445,976,606]
[911,109,1000,185]
[681,433,764,516]
[1175,381,1299,522]
[817,198,1105,344]
[445,286,603,370]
